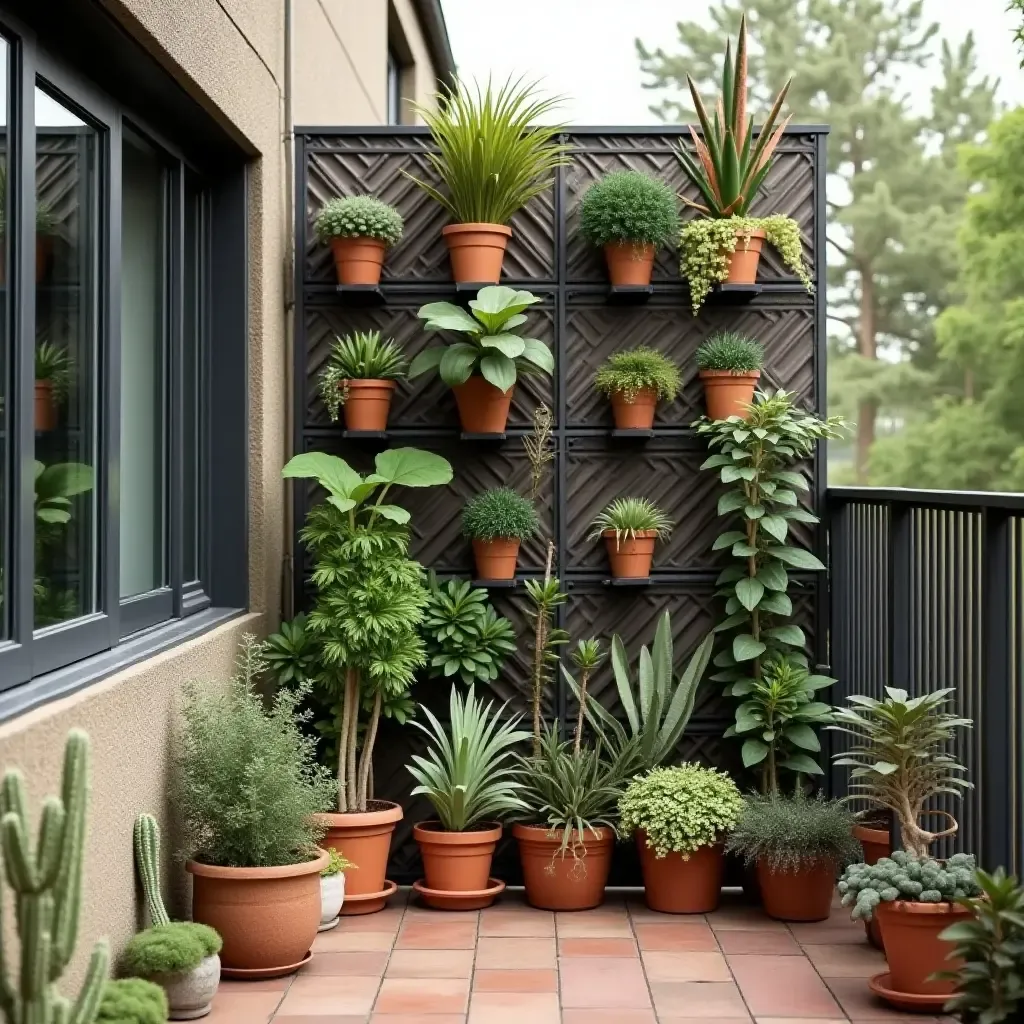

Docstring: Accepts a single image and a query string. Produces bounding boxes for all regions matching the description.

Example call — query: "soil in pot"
[34,380,57,432]
[725,228,766,285]
[610,388,657,430]
[330,236,386,286]
[756,858,835,922]
[874,900,971,997]
[637,834,724,914]
[699,370,760,421]
[513,823,614,911]
[413,821,503,909]
[603,530,656,579]
[342,379,395,432]
[159,954,221,1020]
[442,223,512,284]
[451,376,513,433]
[472,538,520,580]
[603,241,655,287]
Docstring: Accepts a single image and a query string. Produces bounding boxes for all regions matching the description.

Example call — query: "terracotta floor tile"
[328,909,405,932]
[396,921,477,949]
[789,922,869,946]
[300,951,389,976]
[634,921,718,951]
[477,912,555,937]
[804,941,887,978]
[471,969,557,992]
[466,990,560,1024]
[558,936,638,957]
[560,955,652,1009]
[754,1019,849,1023]
[708,905,791,931]
[219,977,291,992]
[385,949,475,979]
[374,978,469,1015]
[272,1017,367,1023]
[369,1017,467,1024]
[717,929,804,954]
[555,911,633,938]
[825,976,944,1020]
[313,930,397,952]
[275,975,380,1016]
[474,936,556,969]
[650,980,751,1018]
[561,1011,657,1024]
[205,991,284,1023]
[729,954,843,1018]
[641,949,731,982]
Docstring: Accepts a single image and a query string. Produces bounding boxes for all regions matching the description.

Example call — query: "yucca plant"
[588,496,673,544]
[316,331,407,421]
[35,340,72,399]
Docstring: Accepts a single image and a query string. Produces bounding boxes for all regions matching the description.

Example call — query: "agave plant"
[316,330,407,422]
[677,14,792,218]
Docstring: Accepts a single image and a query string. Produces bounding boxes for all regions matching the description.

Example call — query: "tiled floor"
[204,888,960,1023]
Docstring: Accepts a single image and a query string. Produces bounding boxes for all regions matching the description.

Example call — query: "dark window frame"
[386,48,402,126]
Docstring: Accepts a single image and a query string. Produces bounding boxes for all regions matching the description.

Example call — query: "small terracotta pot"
[874,900,971,996]
[637,834,724,914]
[341,379,395,431]
[603,241,655,286]
[472,537,520,580]
[413,821,502,894]
[452,376,513,433]
[699,369,760,421]
[330,236,386,285]
[187,848,327,976]
[513,823,614,911]
[852,822,891,866]
[610,388,657,430]
[442,223,512,284]
[34,380,57,432]
[725,228,766,284]
[0,237,50,285]
[603,529,656,579]
[315,802,402,915]
[756,857,835,922]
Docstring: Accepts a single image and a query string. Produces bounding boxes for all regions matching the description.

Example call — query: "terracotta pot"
[603,529,656,579]
[756,857,835,922]
[315,802,402,915]
[853,822,891,866]
[610,388,657,430]
[330,236,386,285]
[442,223,511,284]
[451,376,513,433]
[341,379,395,431]
[699,369,760,421]
[637,833,724,914]
[514,824,614,911]
[472,537,520,580]
[874,900,971,996]
[603,241,655,286]
[725,228,766,284]
[187,848,327,976]
[34,380,57,431]
[0,237,49,285]
[413,821,502,893]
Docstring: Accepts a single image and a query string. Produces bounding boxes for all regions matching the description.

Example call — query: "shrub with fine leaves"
[313,196,404,246]
[579,170,679,247]
[462,487,538,541]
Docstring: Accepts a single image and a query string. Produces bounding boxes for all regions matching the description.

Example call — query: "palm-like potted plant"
[406,77,570,284]
[35,340,71,432]
[462,487,538,580]
[589,496,672,578]
[695,333,764,420]
[594,346,681,429]
[316,330,407,431]
[407,686,530,909]
[410,285,554,433]
[578,170,679,287]
[313,195,404,285]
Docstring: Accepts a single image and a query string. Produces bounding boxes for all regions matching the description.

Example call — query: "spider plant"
[588,496,673,544]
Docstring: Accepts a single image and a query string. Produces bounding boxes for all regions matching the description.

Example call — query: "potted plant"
[676,16,812,314]
[407,686,530,909]
[179,635,336,976]
[316,330,407,431]
[319,849,354,931]
[727,793,861,921]
[406,77,570,284]
[619,764,743,914]
[35,340,71,432]
[410,285,554,433]
[578,170,679,286]
[589,495,672,579]
[695,333,764,421]
[0,166,59,282]
[462,487,538,580]
[594,346,681,429]
[97,979,169,1024]
[313,195,403,285]
[840,851,982,1008]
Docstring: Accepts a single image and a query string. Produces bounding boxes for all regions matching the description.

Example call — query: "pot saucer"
[339,879,398,916]
[412,877,505,911]
[317,917,340,932]
[868,971,952,1012]
[221,949,312,980]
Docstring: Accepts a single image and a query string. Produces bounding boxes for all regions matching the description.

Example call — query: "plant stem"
[357,690,382,812]
[531,541,555,756]
[573,666,591,757]
[337,668,355,812]
[345,669,360,812]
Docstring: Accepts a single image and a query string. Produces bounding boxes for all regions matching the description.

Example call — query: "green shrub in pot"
[462,487,539,580]
[96,979,168,1024]
[594,346,681,428]
[315,330,407,426]
[313,196,404,248]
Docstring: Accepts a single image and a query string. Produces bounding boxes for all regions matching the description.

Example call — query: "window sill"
[0,607,244,724]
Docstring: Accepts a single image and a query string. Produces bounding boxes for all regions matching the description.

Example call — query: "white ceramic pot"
[319,872,345,931]
[158,953,221,1020]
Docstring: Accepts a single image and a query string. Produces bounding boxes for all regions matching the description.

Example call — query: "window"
[386,48,401,126]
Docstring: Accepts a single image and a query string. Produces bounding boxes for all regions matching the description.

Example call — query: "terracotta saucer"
[339,879,398,916]
[221,949,313,980]
[412,877,505,910]
[868,971,952,1012]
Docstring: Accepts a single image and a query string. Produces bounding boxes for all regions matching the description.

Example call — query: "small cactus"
[133,814,170,927]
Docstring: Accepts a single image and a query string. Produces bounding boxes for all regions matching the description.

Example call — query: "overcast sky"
[440,0,1024,124]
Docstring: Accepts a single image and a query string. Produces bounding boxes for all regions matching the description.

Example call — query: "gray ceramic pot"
[157,953,221,1020]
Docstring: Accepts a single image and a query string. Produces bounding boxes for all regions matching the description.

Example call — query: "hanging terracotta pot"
[330,237,386,286]
[637,834,724,914]
[699,370,760,421]
[610,388,657,430]
[603,529,656,579]
[342,379,395,431]
[603,241,655,287]
[314,802,402,915]
[756,858,835,922]
[412,821,504,910]
[725,228,766,284]
[513,824,613,911]
[442,223,512,284]
[34,380,57,432]
[452,376,513,433]
[472,537,520,580]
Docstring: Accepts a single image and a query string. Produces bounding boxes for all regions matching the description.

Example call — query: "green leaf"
[758,592,792,616]
[757,562,789,591]
[804,674,836,690]
[770,488,798,506]
[783,723,820,751]
[718,491,747,515]
[731,543,758,557]
[760,515,788,542]
[764,624,805,647]
[480,333,526,359]
[781,507,820,524]
[721,465,744,484]
[407,346,446,379]
[282,451,362,500]
[518,337,554,374]
[370,448,454,488]
[774,470,809,491]
[701,454,733,470]
[744,505,764,519]
[767,546,826,571]
[374,504,411,524]
[778,753,824,775]
[713,531,747,551]
[733,634,766,662]
[417,301,480,333]
[468,286,541,330]
[480,352,517,392]
[36,508,70,524]
[735,578,764,611]
[326,495,356,514]
[439,343,480,386]
[742,738,769,767]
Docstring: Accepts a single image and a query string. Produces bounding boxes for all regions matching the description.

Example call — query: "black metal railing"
[828,487,1024,875]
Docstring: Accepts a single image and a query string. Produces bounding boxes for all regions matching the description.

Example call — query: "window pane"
[34,85,99,629]
[0,38,9,639]
[119,135,166,598]
[183,176,205,585]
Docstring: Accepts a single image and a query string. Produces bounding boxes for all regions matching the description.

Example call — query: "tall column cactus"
[0,729,109,1024]
[132,814,170,928]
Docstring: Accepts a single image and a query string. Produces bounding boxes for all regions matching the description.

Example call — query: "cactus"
[132,815,169,928]
[0,728,109,1024]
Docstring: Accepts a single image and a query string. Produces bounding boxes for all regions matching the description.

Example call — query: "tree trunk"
[337,669,356,813]
[356,690,382,812]
[856,262,877,484]
[344,669,360,812]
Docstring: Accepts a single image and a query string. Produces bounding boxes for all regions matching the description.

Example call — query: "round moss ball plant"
[463,487,538,580]
[96,979,169,1024]
[314,195,404,286]
[595,346,681,428]
[695,331,765,421]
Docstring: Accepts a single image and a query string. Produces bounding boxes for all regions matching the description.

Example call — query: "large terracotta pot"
[637,834,724,914]
[413,821,503,909]
[513,824,614,911]
[315,802,402,915]
[756,857,835,922]
[330,236,386,285]
[442,223,511,284]
[852,822,891,949]
[610,388,657,430]
[452,376,513,433]
[603,529,656,579]
[187,848,327,977]
[34,380,57,432]
[874,900,971,996]
[342,379,395,431]
[472,537,520,580]
[699,369,760,421]
[603,241,655,287]
[725,228,765,284]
